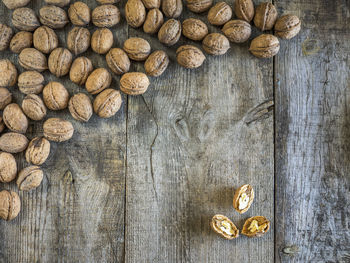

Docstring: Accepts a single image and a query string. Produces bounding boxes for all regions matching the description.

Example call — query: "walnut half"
[241,216,270,237]
[233,184,254,214]
[210,214,239,240]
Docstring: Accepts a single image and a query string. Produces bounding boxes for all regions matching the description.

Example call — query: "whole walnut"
[106,48,130,75]
[17,166,44,191]
[182,18,208,41]
[69,57,93,85]
[144,50,169,77]
[48,48,73,77]
[18,71,45,94]
[123,37,151,61]
[208,2,232,26]
[43,118,74,142]
[97,0,117,3]
[44,0,70,7]
[0,190,21,221]
[25,137,51,165]
[162,0,182,18]
[222,20,251,43]
[0,116,4,133]
[68,2,91,26]
[43,82,69,110]
[274,15,301,39]
[33,26,58,54]
[19,48,48,72]
[2,0,31,9]
[142,0,160,9]
[3,103,28,134]
[0,59,17,87]
[203,33,230,55]
[91,28,114,54]
[143,8,164,34]
[249,34,280,58]
[93,89,122,118]
[120,72,150,95]
[0,24,13,51]
[68,93,93,122]
[254,2,278,31]
[176,45,206,69]
[22,94,47,121]
[12,8,40,31]
[234,0,254,23]
[92,5,120,27]
[39,5,69,29]
[0,88,12,110]
[86,68,112,95]
[158,19,181,46]
[0,152,17,183]
[125,0,146,28]
[186,0,213,13]
[10,31,32,54]
[0,132,29,153]
[67,27,91,55]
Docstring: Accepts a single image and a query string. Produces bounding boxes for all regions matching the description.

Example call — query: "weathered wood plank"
[275,0,350,262]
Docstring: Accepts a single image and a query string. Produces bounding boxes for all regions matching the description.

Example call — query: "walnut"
[202,33,230,55]
[0,24,13,51]
[233,184,254,214]
[93,89,122,118]
[182,18,208,41]
[0,59,17,87]
[242,216,270,237]
[222,19,251,43]
[48,48,73,77]
[0,132,29,153]
[85,68,112,95]
[0,190,21,221]
[143,8,164,34]
[67,27,91,55]
[16,166,44,191]
[18,71,45,95]
[91,28,114,54]
[254,2,278,31]
[234,0,254,23]
[176,45,205,69]
[186,0,213,13]
[123,37,151,61]
[19,48,48,72]
[162,0,182,18]
[44,0,70,7]
[144,50,169,77]
[39,5,69,29]
[12,7,40,31]
[10,31,32,54]
[43,82,70,111]
[33,26,58,54]
[43,118,74,142]
[3,103,28,134]
[22,94,47,121]
[141,0,160,9]
[0,152,17,183]
[158,19,181,46]
[2,0,31,9]
[274,15,301,39]
[68,1,91,26]
[207,2,232,26]
[69,57,93,85]
[0,88,12,110]
[25,137,51,165]
[106,48,130,75]
[211,214,239,239]
[120,72,150,95]
[249,34,280,58]
[68,93,93,122]
[125,0,146,28]
[92,4,120,27]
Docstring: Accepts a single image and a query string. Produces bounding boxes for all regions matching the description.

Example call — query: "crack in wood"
[244,99,274,125]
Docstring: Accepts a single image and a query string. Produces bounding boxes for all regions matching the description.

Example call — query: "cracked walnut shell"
[233,184,254,214]
[242,216,270,237]
[211,214,239,240]
[249,34,280,58]
[17,166,44,191]
[274,15,301,39]
[176,45,205,69]
[0,190,20,221]
[254,2,278,31]
[25,137,51,166]
[0,152,17,183]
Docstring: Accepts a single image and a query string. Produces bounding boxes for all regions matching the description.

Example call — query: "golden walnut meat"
[234,0,254,23]
[2,0,31,9]
[142,0,160,9]
[125,0,146,28]
[10,31,32,54]
[39,5,69,29]
[144,50,169,77]
[0,24,13,51]
[0,59,17,87]
[120,72,150,95]
[186,0,213,13]
[69,57,93,85]
[12,7,40,31]
[0,152,17,183]
[92,5,120,27]
[19,48,48,72]
[143,8,164,34]
[0,132,29,153]
[106,48,130,75]
[22,94,47,121]
[123,37,151,61]
[275,15,301,39]
[162,0,182,18]
[249,34,280,58]
[33,26,58,54]
[3,103,28,134]
[254,2,278,31]
[93,89,122,118]
[233,184,254,214]
[17,166,44,191]
[68,93,93,122]
[67,27,91,55]
[202,33,230,55]
[48,48,73,77]
[208,2,232,26]
[43,82,70,110]
[0,190,21,221]
[91,28,114,54]
[44,0,70,7]
[18,71,45,94]
[176,45,205,69]
[222,19,251,43]
[0,88,12,110]
[182,18,208,41]
[43,118,74,142]
[211,214,239,240]
[158,19,181,46]
[25,137,51,165]
[68,2,91,26]
[85,68,112,95]
[242,216,270,237]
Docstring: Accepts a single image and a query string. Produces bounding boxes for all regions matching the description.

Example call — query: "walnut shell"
[0,190,20,221]
[176,45,205,69]
[254,2,278,31]
[211,214,239,240]
[0,59,17,87]
[144,50,169,77]
[0,116,4,133]
[120,72,150,95]
[207,2,232,26]
[48,48,73,77]
[69,57,93,85]
[85,68,112,95]
[18,71,45,94]
[233,184,254,214]
[0,88,12,110]
[0,24,13,51]
[68,93,93,122]
[106,48,130,75]
[242,216,270,237]
[158,19,181,46]
[43,118,74,142]
[234,0,254,23]
[68,1,91,26]
[141,0,160,9]
[143,8,164,34]
[12,7,40,31]
[125,0,146,28]
[91,28,114,54]
[274,15,301,39]
[39,5,69,29]
[22,94,47,121]
[43,82,69,110]
[222,19,251,43]
[182,18,208,41]
[93,89,122,118]
[3,103,28,134]
[25,137,51,165]
[0,152,17,183]
[17,166,43,191]
[186,0,213,13]
[10,31,32,54]
[67,27,91,55]
[44,0,70,7]
[33,26,58,54]
[92,4,120,27]
[162,0,182,18]
[123,37,151,61]
[2,0,31,9]
[0,132,29,153]
[249,34,280,58]
[202,33,230,55]
[97,0,117,3]
[19,48,48,72]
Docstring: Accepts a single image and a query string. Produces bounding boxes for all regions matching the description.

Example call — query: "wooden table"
[0,0,349,262]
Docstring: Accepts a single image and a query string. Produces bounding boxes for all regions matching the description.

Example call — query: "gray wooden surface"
[0,0,348,263]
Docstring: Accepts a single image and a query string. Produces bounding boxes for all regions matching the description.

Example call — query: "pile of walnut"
[211,184,270,239]
[0,0,300,221]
